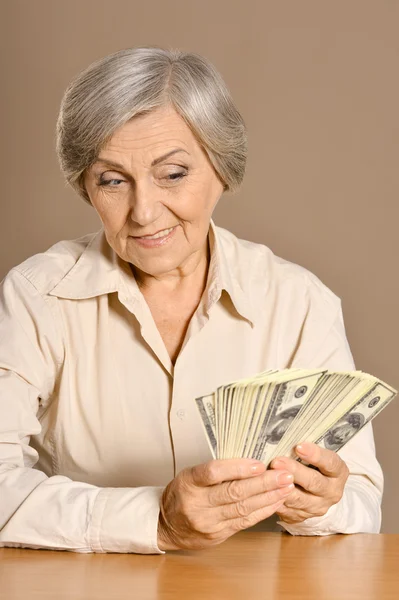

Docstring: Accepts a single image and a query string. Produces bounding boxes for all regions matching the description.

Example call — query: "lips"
[133,226,176,240]
[129,225,178,249]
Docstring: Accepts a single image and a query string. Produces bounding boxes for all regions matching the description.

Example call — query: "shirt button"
[176,409,186,420]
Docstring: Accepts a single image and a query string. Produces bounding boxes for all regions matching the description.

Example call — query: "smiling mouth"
[134,226,176,240]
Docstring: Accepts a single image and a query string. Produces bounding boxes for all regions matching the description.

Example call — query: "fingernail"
[281,483,295,494]
[249,461,264,473]
[277,472,294,486]
[296,443,309,456]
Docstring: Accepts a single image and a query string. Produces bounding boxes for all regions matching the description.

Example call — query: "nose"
[129,180,162,227]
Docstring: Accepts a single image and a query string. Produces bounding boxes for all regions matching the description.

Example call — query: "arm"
[276,291,383,535]
[0,269,163,553]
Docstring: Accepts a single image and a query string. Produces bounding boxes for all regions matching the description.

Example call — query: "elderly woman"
[0,47,382,554]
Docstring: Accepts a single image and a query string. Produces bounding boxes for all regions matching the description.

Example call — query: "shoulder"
[215,224,340,315]
[3,230,101,296]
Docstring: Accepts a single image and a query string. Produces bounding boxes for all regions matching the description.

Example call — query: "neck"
[131,241,210,297]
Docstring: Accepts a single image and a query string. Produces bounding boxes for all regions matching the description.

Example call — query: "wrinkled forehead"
[100,105,201,162]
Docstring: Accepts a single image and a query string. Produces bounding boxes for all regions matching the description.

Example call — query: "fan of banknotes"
[195,369,397,465]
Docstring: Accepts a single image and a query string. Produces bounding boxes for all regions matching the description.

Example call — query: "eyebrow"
[93,148,189,171]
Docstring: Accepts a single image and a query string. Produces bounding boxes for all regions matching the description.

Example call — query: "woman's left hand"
[270,441,349,524]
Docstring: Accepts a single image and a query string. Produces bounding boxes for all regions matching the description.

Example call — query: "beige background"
[1,1,398,532]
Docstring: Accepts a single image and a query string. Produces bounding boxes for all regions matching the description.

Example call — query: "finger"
[227,497,288,533]
[218,484,295,520]
[208,469,294,506]
[270,457,329,497]
[282,486,328,517]
[276,505,313,524]
[295,442,347,478]
[190,459,266,487]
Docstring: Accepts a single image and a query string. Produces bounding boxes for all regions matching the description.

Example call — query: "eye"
[166,172,186,181]
[159,167,188,185]
[98,178,126,187]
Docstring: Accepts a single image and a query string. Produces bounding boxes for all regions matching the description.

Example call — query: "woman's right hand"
[157,458,294,551]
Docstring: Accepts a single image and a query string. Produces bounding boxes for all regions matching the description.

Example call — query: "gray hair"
[56,47,247,205]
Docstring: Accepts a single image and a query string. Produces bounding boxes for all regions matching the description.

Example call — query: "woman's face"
[84,105,224,278]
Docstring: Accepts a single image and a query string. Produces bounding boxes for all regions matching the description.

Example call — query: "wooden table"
[1,532,398,599]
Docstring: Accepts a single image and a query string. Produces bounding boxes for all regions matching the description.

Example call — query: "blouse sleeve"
[0,268,164,553]
[277,278,383,536]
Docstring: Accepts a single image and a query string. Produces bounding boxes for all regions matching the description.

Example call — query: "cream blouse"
[0,221,382,553]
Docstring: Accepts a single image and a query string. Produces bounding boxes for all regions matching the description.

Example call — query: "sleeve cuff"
[89,486,165,553]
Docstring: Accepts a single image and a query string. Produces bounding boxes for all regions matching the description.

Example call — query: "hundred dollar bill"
[195,394,217,458]
[254,371,325,462]
[315,381,397,452]
[272,372,362,461]
[194,369,397,464]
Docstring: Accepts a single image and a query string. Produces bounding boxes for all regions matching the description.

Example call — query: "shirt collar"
[206,221,254,325]
[48,228,127,299]
[48,221,254,325]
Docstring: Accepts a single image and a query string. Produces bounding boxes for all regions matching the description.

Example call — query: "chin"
[131,255,182,276]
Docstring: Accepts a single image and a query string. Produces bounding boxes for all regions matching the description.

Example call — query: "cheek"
[171,176,220,221]
[92,194,129,228]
